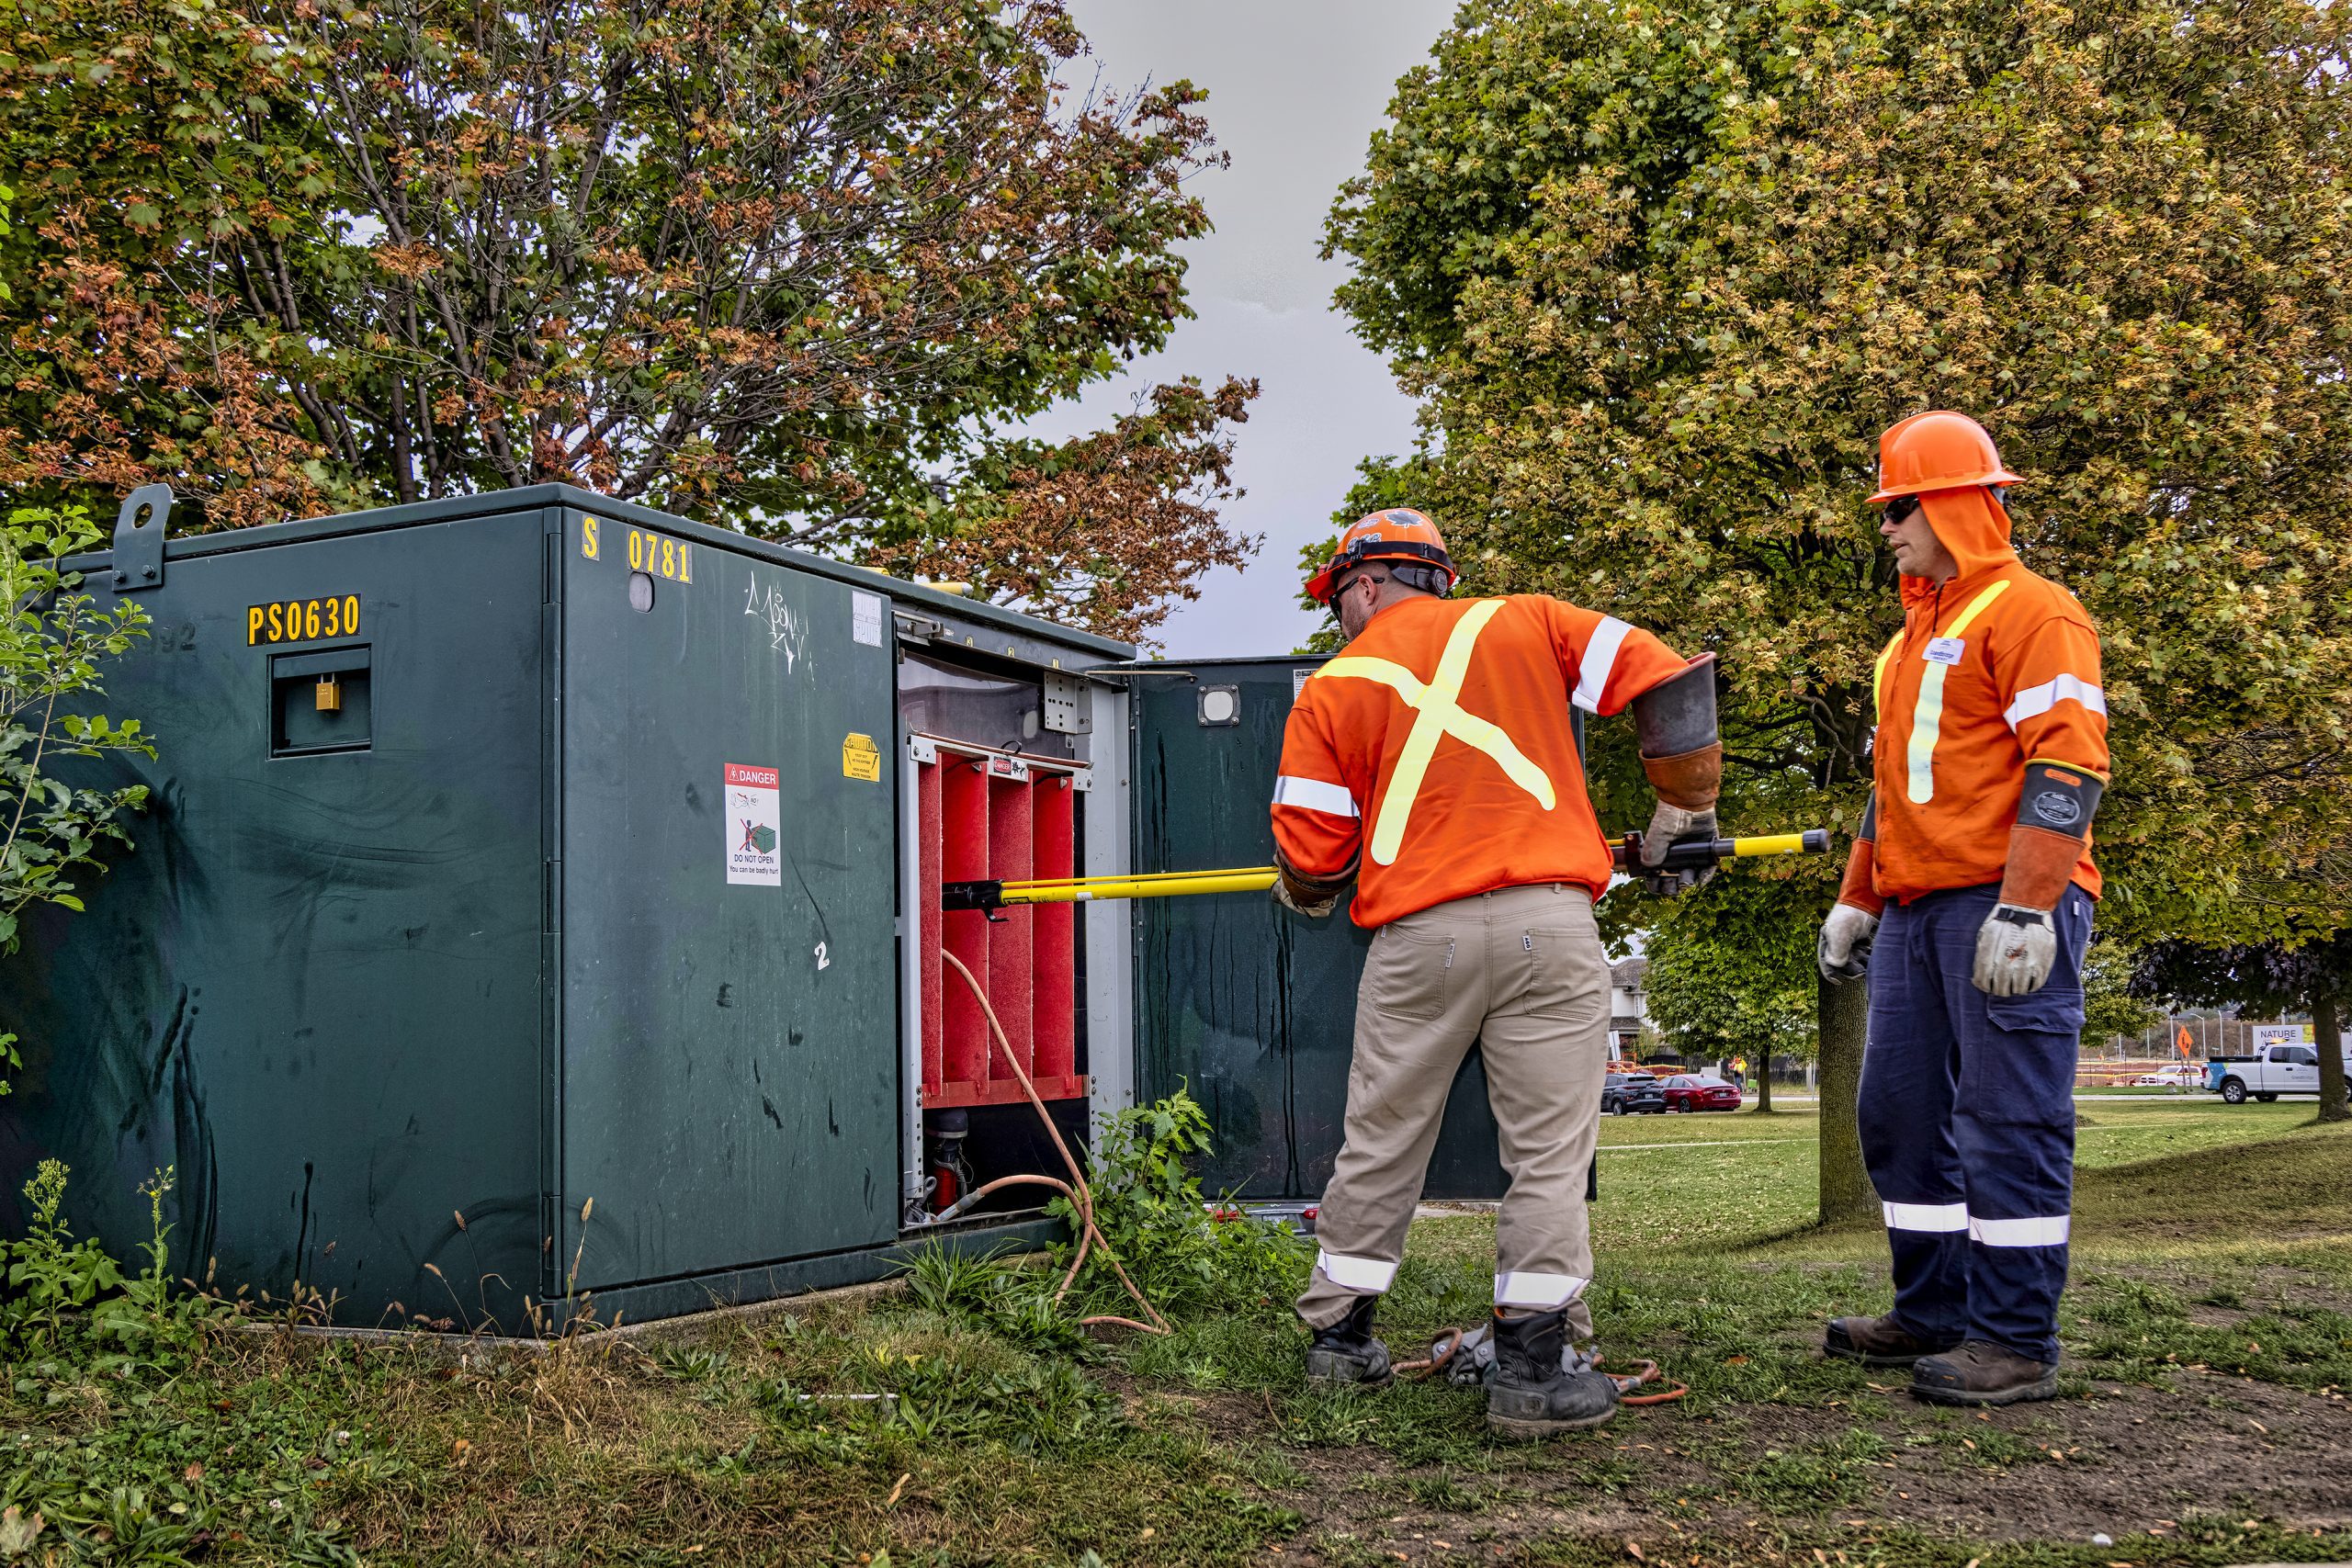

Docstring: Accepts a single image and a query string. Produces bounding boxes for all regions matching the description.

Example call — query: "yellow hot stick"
[997,871,1279,905]
[1000,865,1265,890]
[1730,833,1814,858]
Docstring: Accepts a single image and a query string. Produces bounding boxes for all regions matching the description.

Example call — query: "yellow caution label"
[842,732,881,782]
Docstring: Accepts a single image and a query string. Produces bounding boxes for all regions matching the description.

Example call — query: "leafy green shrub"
[1,502,154,1093]
[1050,1089,1309,1319]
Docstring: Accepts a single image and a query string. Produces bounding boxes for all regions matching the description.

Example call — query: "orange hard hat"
[1305,507,1460,604]
[1867,412,2024,503]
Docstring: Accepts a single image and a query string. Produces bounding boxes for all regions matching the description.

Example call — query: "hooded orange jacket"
[1271,594,1691,928]
[1845,489,2109,908]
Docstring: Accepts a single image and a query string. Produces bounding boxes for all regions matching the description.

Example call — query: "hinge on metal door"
[1042,669,1091,734]
[109,484,174,592]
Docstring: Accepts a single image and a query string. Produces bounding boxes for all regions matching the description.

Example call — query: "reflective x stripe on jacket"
[1271,593,1689,928]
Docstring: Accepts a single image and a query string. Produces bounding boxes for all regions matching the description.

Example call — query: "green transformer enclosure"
[0,486,1507,1329]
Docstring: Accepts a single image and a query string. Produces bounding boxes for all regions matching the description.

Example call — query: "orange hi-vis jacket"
[1853,488,2109,907]
[1271,594,1692,929]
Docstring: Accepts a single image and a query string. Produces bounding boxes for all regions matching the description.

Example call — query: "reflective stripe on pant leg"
[1859,897,1970,1343]
[1315,1250,1399,1292]
[1969,1214,2071,1247]
[1495,1270,1588,1309]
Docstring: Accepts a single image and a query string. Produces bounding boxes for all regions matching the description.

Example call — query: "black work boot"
[1304,1295,1393,1389]
[1910,1339,2060,1406]
[1824,1313,1963,1367]
[1485,1309,1619,1438]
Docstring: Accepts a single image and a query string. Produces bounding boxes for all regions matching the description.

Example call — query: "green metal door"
[1132,659,1506,1201]
[557,511,899,1288]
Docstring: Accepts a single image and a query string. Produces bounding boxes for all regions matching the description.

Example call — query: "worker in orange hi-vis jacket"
[1270,507,1724,1439]
[1815,412,2111,1409]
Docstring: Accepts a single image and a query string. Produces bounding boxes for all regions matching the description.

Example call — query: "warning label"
[842,732,881,782]
[724,762,782,886]
[852,590,885,648]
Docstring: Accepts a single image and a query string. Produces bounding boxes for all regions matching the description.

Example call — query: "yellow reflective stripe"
[1871,630,1903,714]
[1903,581,2012,806]
[1314,601,1556,866]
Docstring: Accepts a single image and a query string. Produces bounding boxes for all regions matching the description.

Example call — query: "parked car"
[2207,1043,2349,1103]
[1602,1072,1667,1115]
[1658,1075,1742,1112]
[2131,1065,2202,1088]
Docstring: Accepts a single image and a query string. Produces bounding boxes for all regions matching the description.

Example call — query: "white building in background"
[1609,957,1649,1057]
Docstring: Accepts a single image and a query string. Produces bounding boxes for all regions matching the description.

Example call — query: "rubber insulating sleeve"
[1631,654,1719,761]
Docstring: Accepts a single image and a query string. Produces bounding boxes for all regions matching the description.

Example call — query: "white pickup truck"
[2206,1043,2346,1103]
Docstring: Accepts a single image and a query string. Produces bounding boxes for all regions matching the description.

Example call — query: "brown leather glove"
[1273,848,1357,920]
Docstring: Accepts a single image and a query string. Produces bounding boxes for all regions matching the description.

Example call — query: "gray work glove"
[1817,903,1880,984]
[1973,904,2056,996]
[1639,802,1718,896]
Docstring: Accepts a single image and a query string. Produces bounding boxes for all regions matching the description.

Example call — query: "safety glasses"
[1882,493,1924,525]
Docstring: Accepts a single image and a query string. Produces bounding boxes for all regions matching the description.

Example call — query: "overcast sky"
[1044,2,1460,657]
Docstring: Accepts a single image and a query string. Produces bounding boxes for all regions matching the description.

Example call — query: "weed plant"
[1043,1089,1311,1321]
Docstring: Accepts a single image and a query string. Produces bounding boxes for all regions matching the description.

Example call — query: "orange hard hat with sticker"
[1305,508,1460,604]
[1868,412,2024,503]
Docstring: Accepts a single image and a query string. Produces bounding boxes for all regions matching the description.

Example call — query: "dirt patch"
[1172,1368,2352,1563]
[1859,1373,2352,1541]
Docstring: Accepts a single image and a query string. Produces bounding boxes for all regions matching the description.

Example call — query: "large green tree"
[0,0,1257,638]
[1329,0,2352,1219]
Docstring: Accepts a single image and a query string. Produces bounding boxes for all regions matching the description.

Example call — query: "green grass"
[4,1101,2349,1564]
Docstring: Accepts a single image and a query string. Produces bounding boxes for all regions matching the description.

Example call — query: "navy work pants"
[1857,883,2092,1363]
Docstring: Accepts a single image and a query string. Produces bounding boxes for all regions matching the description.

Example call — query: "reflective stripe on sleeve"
[2003,674,2108,730]
[1494,1269,1589,1308]
[1316,1249,1398,1292]
[1882,1201,1970,1234]
[1571,616,1633,714]
[1272,774,1359,819]
[1969,1213,2071,1247]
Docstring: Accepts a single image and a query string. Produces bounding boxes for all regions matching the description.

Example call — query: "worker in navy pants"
[1857,884,2091,1366]
[1816,412,2112,1404]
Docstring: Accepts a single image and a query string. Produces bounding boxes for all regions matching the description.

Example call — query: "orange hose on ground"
[940,952,1170,1335]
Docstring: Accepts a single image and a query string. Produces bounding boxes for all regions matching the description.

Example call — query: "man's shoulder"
[1992,562,2098,632]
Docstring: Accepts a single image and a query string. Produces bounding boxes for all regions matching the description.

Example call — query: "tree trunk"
[1817,971,1875,1224]
[2314,989,2348,1125]
[1756,1050,1773,1114]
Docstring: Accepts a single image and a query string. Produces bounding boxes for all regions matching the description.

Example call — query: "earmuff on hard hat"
[1306,508,1460,605]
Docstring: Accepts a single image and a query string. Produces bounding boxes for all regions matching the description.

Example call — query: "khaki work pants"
[1297,883,1611,1338]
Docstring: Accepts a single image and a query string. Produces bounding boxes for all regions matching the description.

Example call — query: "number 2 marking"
[814,942,830,972]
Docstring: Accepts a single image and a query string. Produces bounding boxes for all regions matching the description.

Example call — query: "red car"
[1659,1075,1742,1112]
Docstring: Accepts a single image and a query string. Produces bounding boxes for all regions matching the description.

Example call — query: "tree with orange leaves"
[0,0,1255,638]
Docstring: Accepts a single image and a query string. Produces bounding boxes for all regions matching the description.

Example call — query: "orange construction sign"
[2175,1024,2193,1057]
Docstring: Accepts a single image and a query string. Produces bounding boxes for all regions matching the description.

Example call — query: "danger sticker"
[724,762,782,886]
[842,732,881,782]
